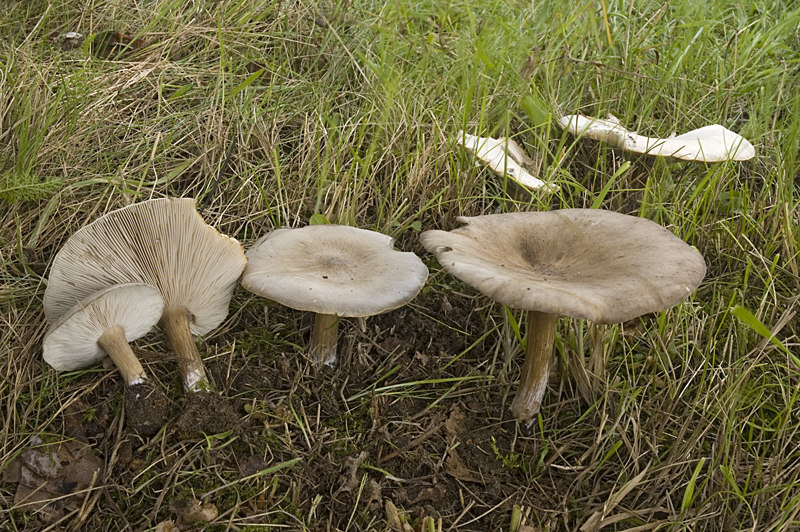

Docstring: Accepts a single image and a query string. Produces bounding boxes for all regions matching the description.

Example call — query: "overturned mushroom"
[43,283,169,435]
[559,114,755,162]
[242,225,429,366]
[43,197,247,393]
[456,131,556,191]
[421,209,705,422]
[44,283,162,382]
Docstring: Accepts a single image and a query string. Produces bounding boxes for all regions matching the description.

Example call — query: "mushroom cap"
[559,114,755,162]
[559,115,637,150]
[43,283,165,371]
[420,210,706,324]
[43,198,247,335]
[241,225,429,317]
[665,125,756,161]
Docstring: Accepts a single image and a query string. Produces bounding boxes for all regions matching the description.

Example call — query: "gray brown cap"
[242,225,429,317]
[43,283,164,371]
[43,197,247,335]
[420,209,706,324]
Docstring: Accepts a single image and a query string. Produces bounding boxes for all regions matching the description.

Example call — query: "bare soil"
[6,287,590,530]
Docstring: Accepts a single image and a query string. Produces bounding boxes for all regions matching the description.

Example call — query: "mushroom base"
[310,313,340,367]
[161,306,213,393]
[125,381,170,436]
[511,311,557,422]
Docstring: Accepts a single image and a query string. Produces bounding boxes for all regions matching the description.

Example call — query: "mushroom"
[43,197,247,393]
[43,283,170,435]
[44,283,163,383]
[559,114,755,162]
[456,131,557,192]
[420,209,706,422]
[241,224,429,366]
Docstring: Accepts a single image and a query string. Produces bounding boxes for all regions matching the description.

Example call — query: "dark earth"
[124,381,171,437]
[8,287,600,530]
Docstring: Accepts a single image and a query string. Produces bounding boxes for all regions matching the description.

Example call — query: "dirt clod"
[125,381,171,436]
[175,391,238,436]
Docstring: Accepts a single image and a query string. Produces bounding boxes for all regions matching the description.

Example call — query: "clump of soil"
[175,391,238,436]
[125,381,171,436]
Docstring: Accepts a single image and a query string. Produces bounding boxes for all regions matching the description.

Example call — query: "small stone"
[179,499,218,524]
[58,32,84,50]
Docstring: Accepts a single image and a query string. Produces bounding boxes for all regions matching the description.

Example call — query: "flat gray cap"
[420,209,706,324]
[242,225,428,317]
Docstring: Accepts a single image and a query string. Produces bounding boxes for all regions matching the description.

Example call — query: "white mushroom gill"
[43,284,164,387]
[44,198,248,393]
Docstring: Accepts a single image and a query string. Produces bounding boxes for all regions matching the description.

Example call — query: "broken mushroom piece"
[559,114,755,162]
[43,283,170,435]
[456,131,557,192]
[242,225,429,366]
[43,197,248,393]
[420,209,706,422]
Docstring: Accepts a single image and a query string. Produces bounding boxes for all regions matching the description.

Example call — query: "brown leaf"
[180,499,218,524]
[154,519,178,532]
[338,451,369,492]
[445,448,479,482]
[445,405,468,438]
[10,438,104,521]
[89,30,149,59]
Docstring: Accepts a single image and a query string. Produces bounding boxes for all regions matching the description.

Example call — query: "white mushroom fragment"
[43,198,248,393]
[43,283,164,385]
[456,131,557,192]
[242,225,429,366]
[559,114,755,162]
[421,209,706,422]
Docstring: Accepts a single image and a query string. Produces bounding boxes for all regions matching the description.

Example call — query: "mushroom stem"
[310,313,340,366]
[588,322,607,395]
[160,305,213,393]
[511,311,558,422]
[97,325,147,386]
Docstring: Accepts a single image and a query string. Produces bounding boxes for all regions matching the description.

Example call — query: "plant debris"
[4,436,104,522]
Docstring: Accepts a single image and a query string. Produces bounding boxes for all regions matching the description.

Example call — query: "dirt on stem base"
[125,381,171,437]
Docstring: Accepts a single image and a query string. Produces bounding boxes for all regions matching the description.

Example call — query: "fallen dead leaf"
[445,405,468,438]
[6,436,104,522]
[181,499,218,524]
[154,519,178,532]
[385,499,414,532]
[338,450,369,492]
[445,447,480,483]
[89,30,149,59]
